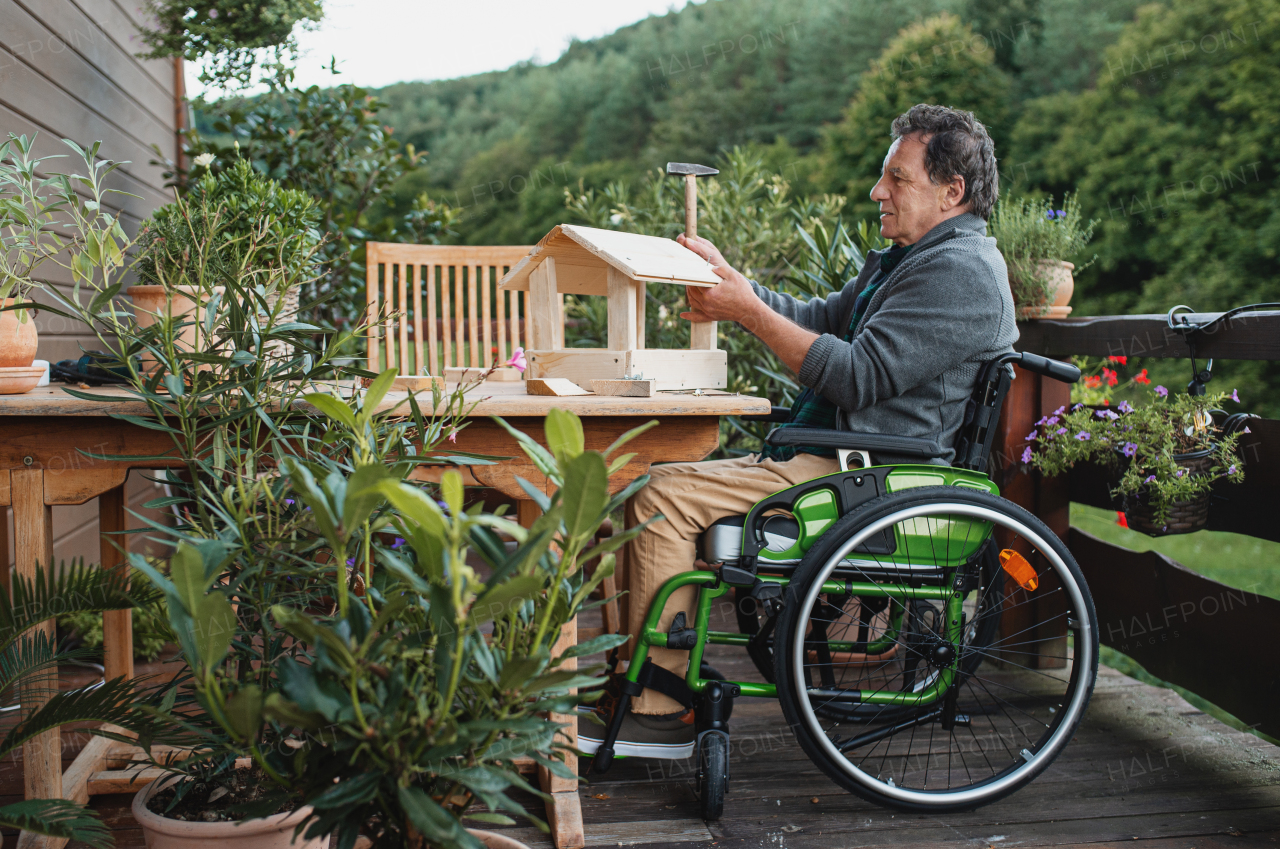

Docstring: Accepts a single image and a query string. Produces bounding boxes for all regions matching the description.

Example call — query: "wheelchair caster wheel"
[696,731,728,821]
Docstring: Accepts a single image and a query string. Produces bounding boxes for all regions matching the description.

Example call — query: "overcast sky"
[188,0,688,96]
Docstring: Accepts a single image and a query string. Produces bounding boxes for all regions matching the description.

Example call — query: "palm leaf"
[0,799,111,849]
[0,631,98,703]
[0,561,160,652]
[0,677,159,760]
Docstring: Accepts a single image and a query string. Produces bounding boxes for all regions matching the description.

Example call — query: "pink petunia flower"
[1021,446,1033,463]
[1155,385,1168,397]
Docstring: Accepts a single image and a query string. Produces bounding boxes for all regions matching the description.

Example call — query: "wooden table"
[0,382,768,849]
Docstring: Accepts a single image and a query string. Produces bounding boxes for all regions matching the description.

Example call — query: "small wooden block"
[391,375,444,392]
[526,378,592,397]
[589,379,655,397]
[443,366,522,383]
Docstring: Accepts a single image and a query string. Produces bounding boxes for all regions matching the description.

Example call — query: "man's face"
[869,135,966,246]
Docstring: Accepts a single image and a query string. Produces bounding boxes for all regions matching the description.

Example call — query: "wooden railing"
[1005,311,1280,739]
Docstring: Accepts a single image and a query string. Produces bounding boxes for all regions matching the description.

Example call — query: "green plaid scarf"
[759,243,913,461]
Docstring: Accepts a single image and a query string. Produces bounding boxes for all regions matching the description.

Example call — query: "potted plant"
[0,135,130,392]
[989,192,1097,320]
[1023,384,1247,535]
[129,400,645,849]
[129,156,321,369]
[0,560,159,847]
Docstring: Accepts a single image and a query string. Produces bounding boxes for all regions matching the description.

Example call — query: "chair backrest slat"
[366,243,534,375]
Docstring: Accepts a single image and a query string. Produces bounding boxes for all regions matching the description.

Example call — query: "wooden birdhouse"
[497,224,727,391]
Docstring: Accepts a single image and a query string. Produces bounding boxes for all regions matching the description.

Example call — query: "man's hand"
[676,234,762,325]
[675,233,820,375]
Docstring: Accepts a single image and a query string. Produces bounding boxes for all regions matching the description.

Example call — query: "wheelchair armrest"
[764,427,947,459]
[741,406,791,423]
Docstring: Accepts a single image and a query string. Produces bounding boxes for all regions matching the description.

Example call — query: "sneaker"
[577,707,695,759]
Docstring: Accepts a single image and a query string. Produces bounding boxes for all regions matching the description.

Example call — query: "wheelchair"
[590,351,1098,819]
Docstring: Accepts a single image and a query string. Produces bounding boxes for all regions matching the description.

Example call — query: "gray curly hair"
[891,104,999,220]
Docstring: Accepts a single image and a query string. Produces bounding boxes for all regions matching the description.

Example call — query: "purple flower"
[1046,416,1060,426]
[1056,427,1067,435]
[1122,442,1138,457]
[1231,389,1240,403]
[1118,401,1134,414]
[1075,431,1091,441]
[1094,409,1120,420]
[1021,446,1034,463]
[1243,426,1251,434]
[1176,468,1184,477]
[284,498,295,506]
[393,537,406,549]
[1228,464,1237,474]
[1155,385,1168,398]
[1145,475,1157,483]
[346,556,356,566]
[1071,403,1084,411]
[1027,430,1038,441]
[1054,406,1066,416]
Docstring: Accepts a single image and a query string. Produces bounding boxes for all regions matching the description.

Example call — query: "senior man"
[580,104,1018,759]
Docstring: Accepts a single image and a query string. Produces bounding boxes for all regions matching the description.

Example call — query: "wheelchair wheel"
[774,487,1097,812]
[696,732,728,821]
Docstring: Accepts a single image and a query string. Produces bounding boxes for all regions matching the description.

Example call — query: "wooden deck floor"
[2,633,1277,849]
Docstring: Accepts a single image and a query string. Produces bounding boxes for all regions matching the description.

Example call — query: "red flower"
[1108,356,1127,365]
[1133,369,1151,385]
[1115,511,1129,528]
[1101,368,1119,387]
[1084,375,1102,388]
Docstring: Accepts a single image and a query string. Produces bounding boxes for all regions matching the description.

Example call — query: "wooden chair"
[365,243,542,375]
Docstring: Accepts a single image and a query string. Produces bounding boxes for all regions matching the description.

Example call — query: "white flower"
[657,304,669,321]
[192,152,215,169]
[609,212,624,225]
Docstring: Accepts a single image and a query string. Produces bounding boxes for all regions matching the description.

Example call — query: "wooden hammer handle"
[684,174,697,239]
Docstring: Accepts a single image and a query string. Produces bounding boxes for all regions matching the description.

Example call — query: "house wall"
[1,0,183,569]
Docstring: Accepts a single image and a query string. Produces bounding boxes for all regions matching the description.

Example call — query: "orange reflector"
[999,549,1039,591]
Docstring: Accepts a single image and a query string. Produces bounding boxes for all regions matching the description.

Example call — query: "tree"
[818,13,1014,220]
[1009,0,1279,413]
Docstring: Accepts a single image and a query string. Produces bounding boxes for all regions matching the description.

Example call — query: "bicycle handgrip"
[1016,352,1081,384]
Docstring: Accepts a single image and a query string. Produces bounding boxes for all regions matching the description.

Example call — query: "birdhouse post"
[498,224,727,391]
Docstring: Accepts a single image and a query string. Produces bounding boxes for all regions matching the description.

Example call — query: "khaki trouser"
[623,452,840,714]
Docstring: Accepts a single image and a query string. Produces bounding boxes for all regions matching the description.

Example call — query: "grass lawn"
[1071,503,1280,600]
[1071,503,1279,742]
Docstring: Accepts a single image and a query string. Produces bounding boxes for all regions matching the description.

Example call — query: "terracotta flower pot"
[0,298,39,368]
[132,776,326,849]
[1013,260,1075,320]
[127,285,224,372]
[353,830,532,849]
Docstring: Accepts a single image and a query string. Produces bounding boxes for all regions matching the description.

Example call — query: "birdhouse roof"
[497,224,720,295]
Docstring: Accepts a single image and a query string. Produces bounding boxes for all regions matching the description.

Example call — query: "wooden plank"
[481,265,493,367]
[497,284,508,364]
[440,263,452,368]
[13,469,60,803]
[1017,311,1280,360]
[62,732,117,805]
[635,280,646,349]
[526,349,727,391]
[443,366,521,383]
[412,263,424,375]
[453,264,466,368]
[1070,527,1280,739]
[498,225,719,292]
[543,791,584,849]
[590,379,655,398]
[689,320,717,350]
[606,267,637,351]
[529,258,561,351]
[527,378,591,397]
[100,485,132,682]
[361,242,531,266]
[469,265,481,367]
[426,264,439,375]
[391,375,444,392]
[366,247,381,371]
[86,766,164,795]
[539,617,579,795]
[397,264,410,376]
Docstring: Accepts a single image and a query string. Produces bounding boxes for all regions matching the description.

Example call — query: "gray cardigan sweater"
[750,212,1018,464]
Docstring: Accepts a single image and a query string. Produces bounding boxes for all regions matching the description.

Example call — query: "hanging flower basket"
[1121,446,1215,536]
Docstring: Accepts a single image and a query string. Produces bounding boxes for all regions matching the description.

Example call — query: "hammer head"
[666,162,719,178]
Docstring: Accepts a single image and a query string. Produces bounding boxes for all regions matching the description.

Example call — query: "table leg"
[12,469,61,801]
[100,485,133,682]
[517,498,585,849]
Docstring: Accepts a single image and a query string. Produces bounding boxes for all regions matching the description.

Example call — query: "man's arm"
[677,234,829,374]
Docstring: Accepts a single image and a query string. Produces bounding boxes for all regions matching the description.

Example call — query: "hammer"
[666,161,719,239]
[667,162,719,349]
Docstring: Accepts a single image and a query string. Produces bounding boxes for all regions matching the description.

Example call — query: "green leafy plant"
[58,568,174,662]
[1024,385,1246,525]
[0,135,131,322]
[989,192,1097,311]
[0,562,159,847]
[138,0,324,88]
